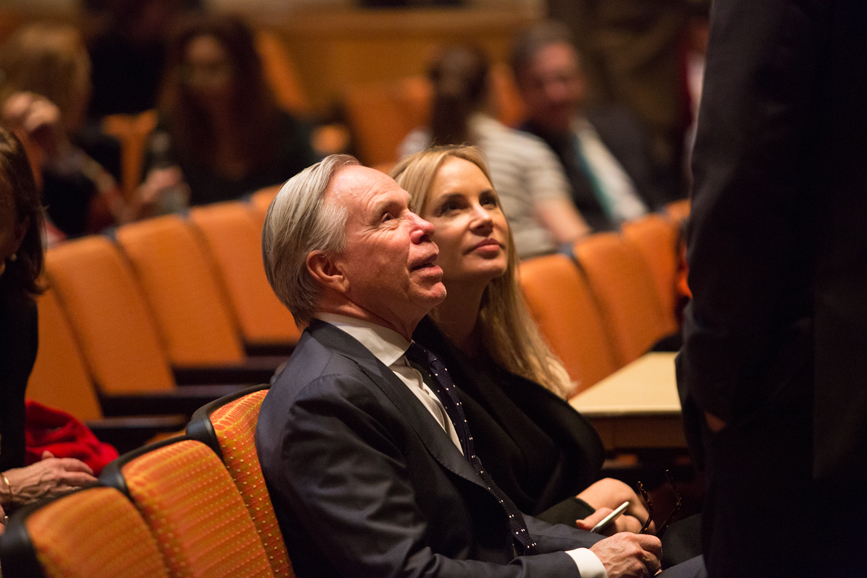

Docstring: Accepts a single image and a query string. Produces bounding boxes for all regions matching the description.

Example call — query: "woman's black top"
[0,275,37,472]
[412,316,605,523]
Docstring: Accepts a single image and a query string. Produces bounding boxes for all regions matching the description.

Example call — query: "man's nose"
[409,211,435,242]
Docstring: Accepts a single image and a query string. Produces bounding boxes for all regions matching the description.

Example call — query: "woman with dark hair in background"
[399,45,590,259]
[149,13,318,206]
[0,127,96,532]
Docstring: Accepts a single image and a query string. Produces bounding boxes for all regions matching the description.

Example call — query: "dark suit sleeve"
[680,0,828,423]
[268,374,586,578]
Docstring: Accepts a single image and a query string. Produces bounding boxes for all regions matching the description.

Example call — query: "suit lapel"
[308,321,485,488]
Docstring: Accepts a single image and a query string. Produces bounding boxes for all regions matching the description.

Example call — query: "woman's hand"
[1,92,73,161]
[577,477,654,534]
[2,451,96,507]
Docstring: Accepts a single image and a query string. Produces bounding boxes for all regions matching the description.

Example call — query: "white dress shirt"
[314,313,607,578]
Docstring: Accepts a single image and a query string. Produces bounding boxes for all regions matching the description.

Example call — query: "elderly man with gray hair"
[256,154,704,578]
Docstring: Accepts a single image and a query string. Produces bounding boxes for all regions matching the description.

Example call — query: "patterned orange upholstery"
[27,288,103,421]
[204,390,293,577]
[115,215,246,367]
[118,439,274,578]
[25,486,169,578]
[189,203,301,349]
[45,236,176,394]
[519,254,620,394]
[622,214,682,326]
[573,233,678,366]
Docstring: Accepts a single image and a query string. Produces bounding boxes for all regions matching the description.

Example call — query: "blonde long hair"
[390,145,572,398]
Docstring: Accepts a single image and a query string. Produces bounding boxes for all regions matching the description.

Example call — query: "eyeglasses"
[636,469,682,535]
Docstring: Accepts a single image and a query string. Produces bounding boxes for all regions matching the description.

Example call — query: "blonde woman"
[391,145,649,534]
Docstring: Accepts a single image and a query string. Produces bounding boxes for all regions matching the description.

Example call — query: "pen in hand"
[590,501,631,534]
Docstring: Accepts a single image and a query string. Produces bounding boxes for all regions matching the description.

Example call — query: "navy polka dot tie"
[405,342,538,555]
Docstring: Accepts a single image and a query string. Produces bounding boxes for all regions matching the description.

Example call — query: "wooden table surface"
[569,352,687,451]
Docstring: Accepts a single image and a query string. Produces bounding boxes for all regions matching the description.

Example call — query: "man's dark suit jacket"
[522,105,682,232]
[679,0,867,481]
[256,320,602,577]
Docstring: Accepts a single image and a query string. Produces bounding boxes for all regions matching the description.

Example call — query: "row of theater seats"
[26,186,300,452]
[521,200,689,395]
[0,385,295,578]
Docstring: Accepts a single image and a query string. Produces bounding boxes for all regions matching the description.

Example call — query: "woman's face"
[421,156,509,287]
[181,34,235,104]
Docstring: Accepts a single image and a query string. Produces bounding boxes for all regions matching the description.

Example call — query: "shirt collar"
[314,312,410,367]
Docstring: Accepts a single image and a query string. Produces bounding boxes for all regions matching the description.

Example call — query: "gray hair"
[262,154,359,326]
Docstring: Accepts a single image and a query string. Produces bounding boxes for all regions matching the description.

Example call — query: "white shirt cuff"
[565,547,608,578]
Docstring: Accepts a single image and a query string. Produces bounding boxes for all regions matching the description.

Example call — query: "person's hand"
[589,532,663,577]
[1,92,72,160]
[577,505,644,535]
[577,478,653,534]
[133,166,189,218]
[2,451,96,506]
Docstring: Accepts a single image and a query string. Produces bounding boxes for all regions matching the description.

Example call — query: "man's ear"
[307,250,349,293]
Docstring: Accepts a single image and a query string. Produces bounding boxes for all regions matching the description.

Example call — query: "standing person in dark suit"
[678,1,867,576]
[510,22,682,232]
[256,154,705,577]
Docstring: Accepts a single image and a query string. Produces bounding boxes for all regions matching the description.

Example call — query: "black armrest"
[86,415,187,454]
[173,356,288,385]
[99,384,250,418]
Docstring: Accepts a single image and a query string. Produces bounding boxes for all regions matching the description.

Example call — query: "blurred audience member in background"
[148,14,318,207]
[0,127,97,533]
[511,22,681,232]
[84,0,200,119]
[400,45,590,259]
[0,22,177,239]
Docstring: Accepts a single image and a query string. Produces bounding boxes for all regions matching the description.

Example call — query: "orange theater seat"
[45,236,246,417]
[343,75,431,166]
[573,233,678,366]
[27,288,103,422]
[249,184,282,225]
[0,486,170,578]
[187,386,293,577]
[101,438,276,578]
[621,213,683,327]
[519,254,620,394]
[115,215,246,368]
[189,202,301,354]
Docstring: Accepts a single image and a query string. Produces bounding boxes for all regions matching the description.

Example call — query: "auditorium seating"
[519,253,620,394]
[114,215,285,383]
[100,437,276,578]
[572,232,678,367]
[187,386,294,577]
[0,486,171,578]
[189,202,301,355]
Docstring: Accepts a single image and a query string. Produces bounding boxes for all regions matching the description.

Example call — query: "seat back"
[0,486,169,578]
[27,288,103,421]
[115,215,246,367]
[248,185,282,224]
[664,198,690,224]
[621,214,682,324]
[189,203,301,350]
[519,254,620,393]
[101,437,275,578]
[343,75,430,166]
[187,386,293,577]
[255,29,310,115]
[573,233,677,366]
[102,109,159,199]
[45,236,175,394]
